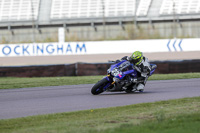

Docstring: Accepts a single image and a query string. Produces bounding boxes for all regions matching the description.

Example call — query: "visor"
[132,58,141,64]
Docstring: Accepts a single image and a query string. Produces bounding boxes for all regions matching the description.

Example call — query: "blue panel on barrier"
[167,40,171,51]
[178,40,183,51]
[173,40,177,51]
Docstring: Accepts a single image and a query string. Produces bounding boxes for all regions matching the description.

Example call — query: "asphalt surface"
[0,78,200,119]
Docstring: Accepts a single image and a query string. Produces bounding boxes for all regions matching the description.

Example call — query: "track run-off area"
[0,78,200,119]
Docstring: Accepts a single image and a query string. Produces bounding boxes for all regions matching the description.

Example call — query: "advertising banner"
[0,39,200,57]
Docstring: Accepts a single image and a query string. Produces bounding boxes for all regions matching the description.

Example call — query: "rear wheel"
[91,78,109,95]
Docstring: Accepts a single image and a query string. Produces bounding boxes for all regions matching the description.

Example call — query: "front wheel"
[91,78,109,95]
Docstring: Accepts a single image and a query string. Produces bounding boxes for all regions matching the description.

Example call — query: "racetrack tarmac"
[0,78,200,119]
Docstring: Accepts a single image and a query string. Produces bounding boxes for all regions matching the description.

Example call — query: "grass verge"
[0,97,199,133]
[0,73,200,89]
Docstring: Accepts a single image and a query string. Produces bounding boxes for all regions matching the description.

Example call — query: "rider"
[120,51,151,91]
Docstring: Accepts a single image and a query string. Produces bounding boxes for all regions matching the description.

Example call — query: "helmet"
[130,51,143,65]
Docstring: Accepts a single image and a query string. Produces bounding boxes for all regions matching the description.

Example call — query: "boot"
[137,83,144,92]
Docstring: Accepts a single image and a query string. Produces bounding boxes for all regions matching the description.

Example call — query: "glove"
[143,66,151,74]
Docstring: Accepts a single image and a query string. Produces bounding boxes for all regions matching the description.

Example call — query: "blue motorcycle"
[91,60,157,95]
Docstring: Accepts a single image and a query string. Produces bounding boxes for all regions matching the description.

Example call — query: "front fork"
[106,74,115,84]
[103,75,115,91]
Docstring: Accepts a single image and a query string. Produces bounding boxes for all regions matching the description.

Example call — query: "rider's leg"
[137,76,148,91]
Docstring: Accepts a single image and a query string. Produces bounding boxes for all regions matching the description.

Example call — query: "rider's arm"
[141,57,151,77]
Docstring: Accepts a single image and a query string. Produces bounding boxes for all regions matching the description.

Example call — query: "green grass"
[103,112,200,133]
[0,97,199,133]
[0,73,200,89]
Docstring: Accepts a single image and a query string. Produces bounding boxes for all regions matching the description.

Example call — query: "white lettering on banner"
[0,39,200,57]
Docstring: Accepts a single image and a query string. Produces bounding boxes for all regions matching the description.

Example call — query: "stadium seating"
[0,0,40,21]
[159,0,200,15]
[50,0,152,19]
[0,0,199,27]
[136,0,152,16]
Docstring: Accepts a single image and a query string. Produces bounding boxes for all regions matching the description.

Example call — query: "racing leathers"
[120,56,151,91]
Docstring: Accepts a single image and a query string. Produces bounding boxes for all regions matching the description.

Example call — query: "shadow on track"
[99,91,155,96]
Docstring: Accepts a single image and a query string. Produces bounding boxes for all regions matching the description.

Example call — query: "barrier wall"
[1,38,200,57]
[0,60,200,77]
[0,64,75,77]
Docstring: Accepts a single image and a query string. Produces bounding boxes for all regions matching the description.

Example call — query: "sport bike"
[91,60,157,95]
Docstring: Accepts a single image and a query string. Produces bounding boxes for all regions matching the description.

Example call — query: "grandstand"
[1,0,200,42]
[50,0,137,19]
[0,0,40,21]
[160,0,200,15]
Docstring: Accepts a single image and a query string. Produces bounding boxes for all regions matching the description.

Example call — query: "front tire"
[91,78,109,95]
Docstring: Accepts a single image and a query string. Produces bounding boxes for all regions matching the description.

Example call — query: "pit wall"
[1,60,200,77]
[1,38,200,57]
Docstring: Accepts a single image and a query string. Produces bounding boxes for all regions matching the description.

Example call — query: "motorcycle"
[91,60,157,95]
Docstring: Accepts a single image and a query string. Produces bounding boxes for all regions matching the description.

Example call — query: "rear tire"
[91,78,109,95]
